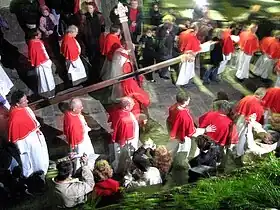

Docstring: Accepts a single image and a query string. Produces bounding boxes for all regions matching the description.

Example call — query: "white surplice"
[176,61,195,86]
[67,40,87,85]
[0,63,13,97]
[36,59,55,94]
[15,107,49,177]
[218,53,232,74]
[236,51,252,79]
[252,54,276,79]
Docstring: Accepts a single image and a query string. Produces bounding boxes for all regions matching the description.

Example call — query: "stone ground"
[0,5,273,161]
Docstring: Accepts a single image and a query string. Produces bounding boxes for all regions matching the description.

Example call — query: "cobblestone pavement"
[0,7,270,160]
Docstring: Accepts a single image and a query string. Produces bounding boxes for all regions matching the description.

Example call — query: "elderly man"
[236,24,259,81]
[108,96,139,171]
[61,25,87,86]
[64,98,95,158]
[8,90,49,178]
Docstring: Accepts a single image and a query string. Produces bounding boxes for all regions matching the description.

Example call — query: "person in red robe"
[28,30,55,98]
[236,24,259,81]
[108,97,139,170]
[167,91,216,155]
[199,101,238,147]
[128,0,142,43]
[217,23,237,75]
[61,25,87,86]
[110,47,150,118]
[63,98,95,158]
[176,23,201,86]
[235,87,266,123]
[101,25,121,61]
[8,90,49,177]
[262,87,280,113]
[252,31,280,79]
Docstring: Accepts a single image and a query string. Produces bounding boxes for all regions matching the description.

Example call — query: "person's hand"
[48,30,53,35]
[80,153,88,165]
[205,124,216,133]
[132,21,136,27]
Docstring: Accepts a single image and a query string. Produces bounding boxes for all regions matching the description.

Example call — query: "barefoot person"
[8,90,49,177]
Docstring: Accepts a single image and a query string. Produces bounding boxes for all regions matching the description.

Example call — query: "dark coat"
[210,37,223,66]
[139,35,156,59]
[150,10,162,26]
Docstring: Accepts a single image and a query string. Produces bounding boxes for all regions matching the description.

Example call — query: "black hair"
[196,135,212,151]
[55,160,73,181]
[110,24,120,34]
[10,90,25,106]
[216,91,229,101]
[176,91,190,104]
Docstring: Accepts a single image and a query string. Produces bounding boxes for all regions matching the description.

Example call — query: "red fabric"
[8,107,37,143]
[99,33,106,54]
[129,8,138,33]
[178,29,201,53]
[235,95,264,123]
[120,62,150,116]
[63,111,84,149]
[276,60,280,73]
[61,34,80,61]
[0,106,9,136]
[94,179,120,197]
[260,37,280,59]
[73,0,80,14]
[222,29,235,55]
[28,39,49,67]
[262,87,280,113]
[102,34,121,60]
[167,103,196,142]
[108,109,135,147]
[239,31,259,55]
[199,111,238,146]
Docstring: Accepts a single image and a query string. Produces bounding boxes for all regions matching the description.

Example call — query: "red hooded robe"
[260,37,280,59]
[94,178,120,197]
[167,103,196,143]
[199,111,238,146]
[8,107,38,143]
[102,33,121,61]
[262,87,280,113]
[222,29,235,55]
[63,111,84,150]
[61,34,80,61]
[235,95,264,123]
[178,29,201,53]
[28,39,49,67]
[239,30,259,55]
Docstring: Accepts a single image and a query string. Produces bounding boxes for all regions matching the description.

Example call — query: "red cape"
[235,95,264,123]
[178,29,201,53]
[167,103,196,142]
[222,29,235,55]
[94,178,120,197]
[28,39,49,67]
[102,34,121,60]
[61,34,80,61]
[199,111,238,146]
[108,109,135,147]
[63,111,84,149]
[260,37,280,59]
[239,30,259,55]
[8,107,38,143]
[262,88,280,113]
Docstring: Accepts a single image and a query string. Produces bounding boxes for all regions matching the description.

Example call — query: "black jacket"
[210,37,223,66]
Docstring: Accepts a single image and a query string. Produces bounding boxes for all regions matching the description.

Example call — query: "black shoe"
[203,80,210,85]
[160,76,170,80]
[235,76,244,83]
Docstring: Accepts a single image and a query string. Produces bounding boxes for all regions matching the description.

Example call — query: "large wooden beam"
[29,55,184,110]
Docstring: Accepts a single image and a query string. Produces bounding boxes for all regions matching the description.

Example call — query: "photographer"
[52,154,94,208]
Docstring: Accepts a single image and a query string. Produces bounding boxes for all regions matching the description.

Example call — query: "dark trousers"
[142,57,155,80]
[203,65,219,83]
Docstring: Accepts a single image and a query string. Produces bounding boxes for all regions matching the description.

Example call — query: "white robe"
[236,51,252,79]
[217,53,232,74]
[252,54,276,79]
[0,63,13,108]
[36,59,55,94]
[15,107,49,177]
[176,61,195,86]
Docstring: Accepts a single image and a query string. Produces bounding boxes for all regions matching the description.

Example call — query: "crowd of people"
[0,0,280,208]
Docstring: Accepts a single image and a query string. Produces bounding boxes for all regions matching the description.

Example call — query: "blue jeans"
[203,65,219,83]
